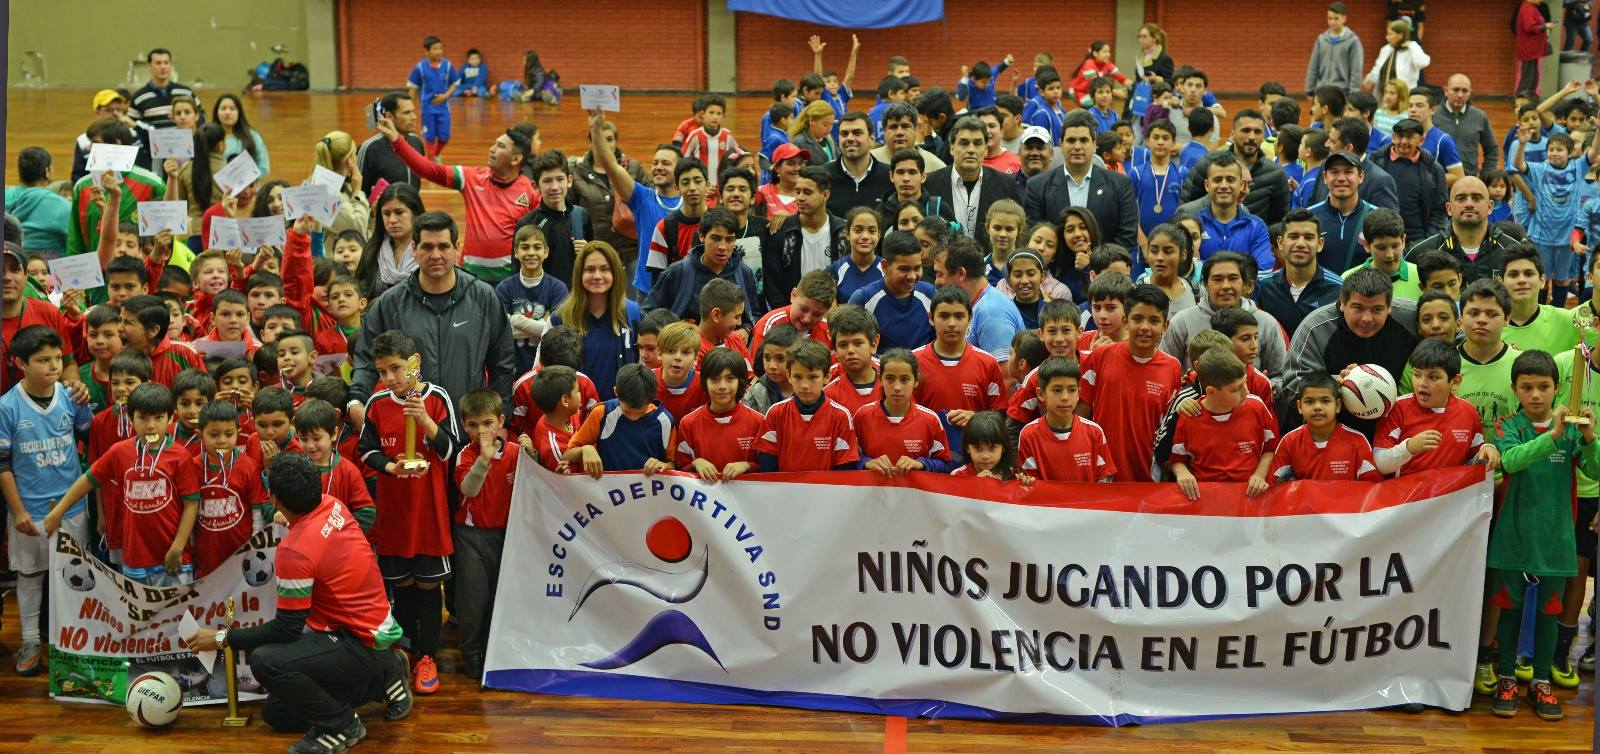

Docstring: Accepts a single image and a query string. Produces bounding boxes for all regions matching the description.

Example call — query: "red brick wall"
[337,0,706,90]
[1147,0,1522,95]
[732,1,1116,97]
[336,0,1528,96]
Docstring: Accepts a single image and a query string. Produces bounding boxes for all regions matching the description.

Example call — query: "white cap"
[1021,125,1053,145]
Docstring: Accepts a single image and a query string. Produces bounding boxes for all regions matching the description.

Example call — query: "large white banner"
[48,528,279,706]
[485,460,1491,725]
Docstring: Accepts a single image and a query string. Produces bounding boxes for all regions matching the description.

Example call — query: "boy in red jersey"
[282,216,352,371]
[1079,271,1131,354]
[304,378,369,484]
[1271,374,1381,482]
[1211,306,1275,415]
[244,387,301,469]
[695,278,752,367]
[914,286,1006,459]
[1018,356,1116,482]
[1007,300,1082,434]
[46,383,199,586]
[756,340,859,471]
[190,401,266,578]
[654,322,708,422]
[452,389,529,680]
[358,330,460,695]
[856,348,953,475]
[294,399,375,535]
[1375,339,1502,476]
[823,305,881,415]
[529,366,581,473]
[120,294,204,388]
[508,326,599,437]
[752,269,835,356]
[1079,284,1183,482]
[1168,350,1279,499]
[275,330,319,405]
[170,369,214,459]
[676,347,764,481]
[190,290,260,361]
[88,350,150,567]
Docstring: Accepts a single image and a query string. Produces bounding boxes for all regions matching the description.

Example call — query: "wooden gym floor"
[1,89,1589,752]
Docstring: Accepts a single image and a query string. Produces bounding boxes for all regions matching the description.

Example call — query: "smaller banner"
[727,0,943,29]
[48,528,280,706]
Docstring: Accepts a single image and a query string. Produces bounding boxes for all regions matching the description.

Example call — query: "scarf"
[378,236,418,287]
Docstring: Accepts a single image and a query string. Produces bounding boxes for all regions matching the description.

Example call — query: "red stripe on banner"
[594,465,1490,517]
[882,715,906,754]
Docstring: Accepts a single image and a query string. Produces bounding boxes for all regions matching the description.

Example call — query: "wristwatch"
[215,627,230,648]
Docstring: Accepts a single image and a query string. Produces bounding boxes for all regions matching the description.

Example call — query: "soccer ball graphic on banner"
[242,549,274,587]
[60,556,96,592]
[125,671,183,727]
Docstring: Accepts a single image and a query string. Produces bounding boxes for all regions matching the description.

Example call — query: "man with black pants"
[186,453,410,754]
[824,112,891,217]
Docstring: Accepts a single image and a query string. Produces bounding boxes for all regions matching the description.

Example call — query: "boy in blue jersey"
[1513,121,1600,306]
[809,34,859,124]
[849,231,936,352]
[406,35,462,159]
[0,326,93,675]
[1021,69,1067,145]
[957,55,1013,110]
[867,77,908,142]
[1085,78,1120,134]
[565,364,674,477]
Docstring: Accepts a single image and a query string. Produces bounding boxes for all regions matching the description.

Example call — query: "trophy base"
[222,715,252,727]
[1570,417,1592,426]
[400,458,431,472]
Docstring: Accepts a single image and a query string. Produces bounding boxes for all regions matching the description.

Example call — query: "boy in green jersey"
[1489,350,1600,721]
[1553,285,1600,686]
[1501,244,1579,356]
[1343,209,1423,302]
[1400,279,1520,438]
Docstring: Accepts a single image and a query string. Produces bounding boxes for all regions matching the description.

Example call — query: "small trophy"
[1571,343,1592,426]
[399,353,430,472]
[222,596,251,727]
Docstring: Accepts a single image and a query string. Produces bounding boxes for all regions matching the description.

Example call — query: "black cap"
[1324,150,1364,171]
[1,243,25,271]
[1391,118,1424,136]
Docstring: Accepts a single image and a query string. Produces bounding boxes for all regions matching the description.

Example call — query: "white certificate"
[310,164,347,194]
[238,216,288,249]
[580,85,621,112]
[47,254,105,293]
[281,184,341,225]
[136,201,189,235]
[86,143,139,173]
[214,152,262,197]
[209,217,245,250]
[149,128,194,160]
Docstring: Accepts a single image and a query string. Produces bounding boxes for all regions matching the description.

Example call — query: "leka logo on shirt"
[123,473,171,514]
[199,485,245,532]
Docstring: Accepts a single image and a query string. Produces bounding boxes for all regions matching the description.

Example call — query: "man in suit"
[1022,110,1139,249]
[1179,109,1291,225]
[924,115,1018,247]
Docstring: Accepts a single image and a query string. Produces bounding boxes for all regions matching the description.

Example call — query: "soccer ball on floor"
[60,556,96,592]
[125,671,182,728]
[242,550,274,587]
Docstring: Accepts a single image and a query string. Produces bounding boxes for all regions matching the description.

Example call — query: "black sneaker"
[1527,681,1563,721]
[1581,643,1596,673]
[381,648,412,722]
[287,715,366,754]
[1491,677,1519,717]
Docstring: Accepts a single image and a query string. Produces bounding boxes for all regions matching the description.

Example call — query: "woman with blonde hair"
[1374,78,1410,136]
[788,99,838,165]
[1135,23,1173,84]
[1365,19,1431,91]
[313,131,372,255]
[552,241,641,400]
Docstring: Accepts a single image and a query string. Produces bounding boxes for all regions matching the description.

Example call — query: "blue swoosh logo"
[580,609,725,671]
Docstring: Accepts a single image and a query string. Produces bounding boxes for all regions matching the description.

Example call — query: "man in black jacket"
[763,166,849,309]
[349,212,517,421]
[1404,175,1516,284]
[924,115,1016,248]
[1371,118,1448,242]
[357,92,426,197]
[824,112,892,217]
[1022,110,1139,249]
[1180,109,1290,225]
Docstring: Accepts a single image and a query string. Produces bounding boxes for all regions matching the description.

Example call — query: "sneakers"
[1581,644,1596,673]
[382,648,413,721]
[14,640,41,676]
[1527,681,1563,721]
[412,655,440,695]
[1491,678,1520,717]
[287,715,367,754]
[1473,661,1497,694]
[1513,657,1534,682]
[1551,657,1581,688]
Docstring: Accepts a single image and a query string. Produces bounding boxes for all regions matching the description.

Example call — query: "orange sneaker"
[413,655,440,695]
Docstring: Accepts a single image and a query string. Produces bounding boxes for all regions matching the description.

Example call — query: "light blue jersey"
[0,383,92,519]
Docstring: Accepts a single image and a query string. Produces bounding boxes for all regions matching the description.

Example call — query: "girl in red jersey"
[949,411,1030,483]
[856,349,953,476]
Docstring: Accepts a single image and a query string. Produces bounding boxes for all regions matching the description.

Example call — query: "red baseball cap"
[770,143,811,163]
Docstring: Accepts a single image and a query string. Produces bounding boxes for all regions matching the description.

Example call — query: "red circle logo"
[644,517,692,563]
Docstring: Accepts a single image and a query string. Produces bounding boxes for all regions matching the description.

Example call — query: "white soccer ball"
[1340,363,1398,420]
[126,671,182,728]
[60,556,96,592]
[242,549,274,587]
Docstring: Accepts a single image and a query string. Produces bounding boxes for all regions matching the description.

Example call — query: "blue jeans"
[1566,19,1594,51]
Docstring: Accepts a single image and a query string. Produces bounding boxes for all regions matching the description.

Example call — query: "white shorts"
[8,512,87,574]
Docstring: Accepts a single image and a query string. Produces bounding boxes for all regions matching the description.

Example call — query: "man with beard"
[357,93,426,196]
[568,117,648,253]
[925,116,1016,247]
[824,112,891,217]
[1306,151,1375,273]
[870,103,946,174]
[1180,110,1290,225]
[1370,118,1447,242]
[644,207,761,323]
[587,110,684,295]
[1280,269,1419,436]
[1435,74,1498,177]
[1255,209,1345,337]
[1012,125,1054,198]
[1022,110,1139,249]
[1404,176,1519,284]
[1159,251,1289,382]
[763,166,849,308]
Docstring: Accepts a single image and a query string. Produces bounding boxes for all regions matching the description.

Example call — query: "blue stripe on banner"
[481,667,1293,727]
[726,0,943,29]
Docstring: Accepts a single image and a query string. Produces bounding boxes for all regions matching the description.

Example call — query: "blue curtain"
[727,0,943,29]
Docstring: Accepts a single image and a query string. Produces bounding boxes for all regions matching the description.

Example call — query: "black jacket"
[350,269,518,406]
[924,165,1018,248]
[1181,148,1291,225]
[825,158,893,218]
[357,132,426,197]
[643,248,764,324]
[872,190,958,229]
[1022,165,1140,249]
[514,204,593,288]
[1306,154,1401,211]
[761,213,850,309]
[1405,224,1519,286]
[1370,149,1448,242]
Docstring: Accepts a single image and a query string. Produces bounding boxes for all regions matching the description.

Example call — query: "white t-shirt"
[801,220,831,273]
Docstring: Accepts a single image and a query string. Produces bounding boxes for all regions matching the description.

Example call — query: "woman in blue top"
[213,94,270,176]
[553,241,639,401]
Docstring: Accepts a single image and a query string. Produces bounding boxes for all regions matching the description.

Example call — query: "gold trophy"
[222,596,251,727]
[1571,343,1592,426]
[399,353,431,472]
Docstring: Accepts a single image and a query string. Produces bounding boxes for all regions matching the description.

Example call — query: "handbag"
[1130,80,1152,118]
[612,196,636,241]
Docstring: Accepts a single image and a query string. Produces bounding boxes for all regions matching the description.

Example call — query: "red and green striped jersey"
[277,495,401,649]
[66,167,167,256]
[390,134,532,282]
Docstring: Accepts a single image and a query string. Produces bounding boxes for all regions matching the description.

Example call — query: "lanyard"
[135,436,168,476]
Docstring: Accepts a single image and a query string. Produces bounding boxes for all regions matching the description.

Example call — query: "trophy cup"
[399,353,431,472]
[222,596,251,727]
[1572,343,1592,427]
